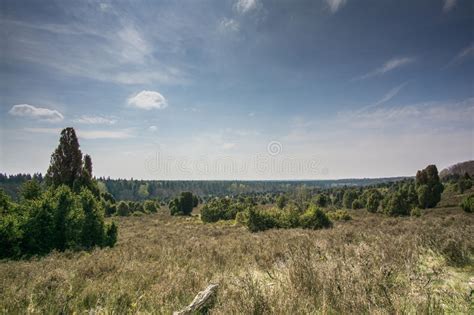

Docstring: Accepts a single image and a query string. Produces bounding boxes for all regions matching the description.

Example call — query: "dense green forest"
[1,174,407,202]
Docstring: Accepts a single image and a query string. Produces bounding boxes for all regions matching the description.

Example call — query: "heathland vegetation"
[0,128,473,313]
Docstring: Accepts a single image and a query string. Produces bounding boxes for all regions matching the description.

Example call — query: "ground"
[1,193,473,314]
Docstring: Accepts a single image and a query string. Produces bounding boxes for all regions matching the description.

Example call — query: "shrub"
[201,198,247,223]
[246,208,280,232]
[382,192,410,216]
[328,209,351,221]
[410,207,421,217]
[143,200,158,213]
[299,205,332,229]
[104,222,118,247]
[313,193,329,207]
[416,165,444,208]
[169,192,196,216]
[276,195,288,209]
[117,201,130,216]
[460,194,473,213]
[366,190,382,213]
[343,190,358,209]
[351,199,363,210]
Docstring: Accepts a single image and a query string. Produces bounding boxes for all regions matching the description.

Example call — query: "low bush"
[328,209,351,221]
[460,194,473,213]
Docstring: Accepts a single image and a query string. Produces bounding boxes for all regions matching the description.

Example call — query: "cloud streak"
[24,128,134,139]
[356,57,415,80]
[9,104,64,122]
[73,115,117,125]
[443,0,457,12]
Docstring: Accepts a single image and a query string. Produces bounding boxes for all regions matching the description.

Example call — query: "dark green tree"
[276,195,288,209]
[343,190,358,209]
[45,127,83,188]
[80,189,105,249]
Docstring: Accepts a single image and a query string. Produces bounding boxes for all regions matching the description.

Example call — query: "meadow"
[1,189,473,314]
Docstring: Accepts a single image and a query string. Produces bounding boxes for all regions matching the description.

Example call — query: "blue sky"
[1,0,473,179]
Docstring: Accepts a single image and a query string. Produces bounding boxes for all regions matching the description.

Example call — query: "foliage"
[327,209,352,221]
[382,191,410,216]
[276,195,288,209]
[415,165,444,208]
[351,199,364,210]
[169,192,196,216]
[312,193,329,207]
[410,207,421,217]
[299,205,332,229]
[143,200,158,213]
[244,205,331,232]
[20,179,42,200]
[45,128,84,188]
[117,201,130,216]
[342,190,358,209]
[366,190,382,213]
[460,194,473,213]
[201,198,249,223]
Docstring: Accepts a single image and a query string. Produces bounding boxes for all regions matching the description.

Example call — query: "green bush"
[201,198,248,223]
[351,199,363,210]
[169,192,196,216]
[366,190,382,213]
[117,201,130,216]
[460,194,473,213]
[143,200,158,213]
[299,205,332,229]
[410,207,421,217]
[382,192,410,216]
[328,209,352,221]
[343,190,358,209]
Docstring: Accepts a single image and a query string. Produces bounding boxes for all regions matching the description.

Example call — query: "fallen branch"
[173,284,219,315]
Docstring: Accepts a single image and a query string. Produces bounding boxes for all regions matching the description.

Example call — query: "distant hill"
[440,160,474,179]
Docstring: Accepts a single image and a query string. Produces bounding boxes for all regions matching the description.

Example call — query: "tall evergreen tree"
[45,128,83,188]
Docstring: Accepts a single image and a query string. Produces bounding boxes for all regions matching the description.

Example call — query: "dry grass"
[1,206,473,314]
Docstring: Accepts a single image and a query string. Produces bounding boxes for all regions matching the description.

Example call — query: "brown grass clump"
[1,206,473,314]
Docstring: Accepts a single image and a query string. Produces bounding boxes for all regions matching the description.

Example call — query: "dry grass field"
[1,196,473,314]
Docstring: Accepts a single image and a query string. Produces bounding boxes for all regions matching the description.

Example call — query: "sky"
[1,0,473,180]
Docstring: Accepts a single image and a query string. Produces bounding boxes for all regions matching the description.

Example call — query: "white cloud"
[248,112,255,117]
[443,0,457,12]
[324,0,348,13]
[9,104,64,122]
[73,115,117,125]
[356,57,415,80]
[148,125,158,132]
[127,90,168,110]
[234,0,258,14]
[219,18,240,32]
[24,127,133,139]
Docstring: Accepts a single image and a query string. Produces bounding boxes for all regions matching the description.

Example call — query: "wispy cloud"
[127,91,168,110]
[73,115,117,125]
[219,18,240,32]
[443,0,457,12]
[2,11,187,85]
[9,104,64,122]
[447,43,474,67]
[324,0,348,13]
[234,0,258,14]
[355,57,415,80]
[25,128,134,139]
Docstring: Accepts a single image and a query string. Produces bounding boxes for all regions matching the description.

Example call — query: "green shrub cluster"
[245,205,332,232]
[169,192,198,216]
[460,194,473,213]
[327,209,352,221]
[200,197,249,223]
[0,186,117,259]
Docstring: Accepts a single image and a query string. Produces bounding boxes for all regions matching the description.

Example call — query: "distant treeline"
[0,173,408,202]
